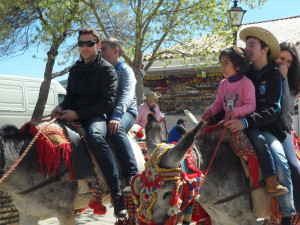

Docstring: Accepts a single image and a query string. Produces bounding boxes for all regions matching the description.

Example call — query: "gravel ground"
[38,205,265,225]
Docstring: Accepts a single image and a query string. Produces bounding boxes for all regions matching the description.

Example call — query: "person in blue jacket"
[167,119,187,143]
[100,38,139,192]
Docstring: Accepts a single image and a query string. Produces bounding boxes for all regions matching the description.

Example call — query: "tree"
[0,0,83,118]
[0,0,266,116]
[80,0,266,105]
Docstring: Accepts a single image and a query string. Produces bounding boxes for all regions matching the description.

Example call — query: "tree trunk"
[31,46,59,119]
[134,67,144,106]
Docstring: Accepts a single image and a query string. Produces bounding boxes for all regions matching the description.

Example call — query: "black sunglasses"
[78,40,97,47]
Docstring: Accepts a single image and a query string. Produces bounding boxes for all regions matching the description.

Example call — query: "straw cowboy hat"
[144,91,161,100]
[239,26,280,61]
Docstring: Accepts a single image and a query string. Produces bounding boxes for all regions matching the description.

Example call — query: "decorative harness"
[132,143,203,225]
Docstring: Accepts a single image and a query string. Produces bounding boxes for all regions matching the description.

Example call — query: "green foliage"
[79,0,264,69]
[0,0,266,105]
[0,0,83,58]
[77,0,265,104]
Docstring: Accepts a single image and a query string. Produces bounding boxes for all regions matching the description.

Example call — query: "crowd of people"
[51,26,300,224]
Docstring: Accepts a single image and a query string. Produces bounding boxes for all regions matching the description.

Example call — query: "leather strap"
[18,169,68,195]
[214,181,265,204]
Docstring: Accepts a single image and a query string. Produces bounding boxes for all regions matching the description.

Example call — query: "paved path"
[38,205,265,225]
[38,206,118,225]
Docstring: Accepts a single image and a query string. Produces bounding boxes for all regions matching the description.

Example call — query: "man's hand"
[59,110,79,122]
[108,119,120,136]
[227,111,236,121]
[51,106,63,117]
[225,119,244,133]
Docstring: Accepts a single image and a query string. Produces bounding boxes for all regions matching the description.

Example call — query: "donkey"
[0,123,145,225]
[132,113,257,225]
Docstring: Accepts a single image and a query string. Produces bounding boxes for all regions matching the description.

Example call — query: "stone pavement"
[38,205,265,225]
[38,206,118,225]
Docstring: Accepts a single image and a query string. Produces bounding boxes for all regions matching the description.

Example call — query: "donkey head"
[132,117,207,224]
[0,126,23,181]
[145,113,163,156]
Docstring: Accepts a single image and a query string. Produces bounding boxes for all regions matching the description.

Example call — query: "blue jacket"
[167,124,186,143]
[111,60,137,121]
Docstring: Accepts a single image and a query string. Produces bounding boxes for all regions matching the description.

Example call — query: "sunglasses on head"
[78,40,97,47]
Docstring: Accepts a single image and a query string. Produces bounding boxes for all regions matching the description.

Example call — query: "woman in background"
[276,41,300,212]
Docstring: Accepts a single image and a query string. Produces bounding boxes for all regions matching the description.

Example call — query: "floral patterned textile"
[232,130,259,188]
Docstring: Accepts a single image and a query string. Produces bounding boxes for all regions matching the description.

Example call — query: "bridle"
[132,143,203,225]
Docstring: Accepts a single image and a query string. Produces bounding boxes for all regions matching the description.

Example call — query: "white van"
[0,74,66,129]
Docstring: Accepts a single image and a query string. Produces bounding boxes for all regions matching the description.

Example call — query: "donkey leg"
[19,212,40,225]
[57,209,76,225]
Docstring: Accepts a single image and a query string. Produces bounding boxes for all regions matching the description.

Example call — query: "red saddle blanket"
[232,130,260,188]
[22,121,73,180]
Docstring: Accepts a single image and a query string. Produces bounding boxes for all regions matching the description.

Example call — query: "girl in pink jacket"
[202,46,256,121]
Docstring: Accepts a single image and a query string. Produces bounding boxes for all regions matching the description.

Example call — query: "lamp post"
[228,0,246,45]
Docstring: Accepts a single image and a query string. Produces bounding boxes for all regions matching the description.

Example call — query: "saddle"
[22,121,96,180]
[232,130,270,219]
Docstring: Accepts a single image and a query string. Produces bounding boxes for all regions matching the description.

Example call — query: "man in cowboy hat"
[226,27,296,224]
[135,91,166,128]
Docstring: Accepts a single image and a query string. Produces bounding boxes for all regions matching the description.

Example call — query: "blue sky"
[0,0,299,82]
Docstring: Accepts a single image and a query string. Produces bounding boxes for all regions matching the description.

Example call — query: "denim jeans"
[82,116,120,189]
[283,132,300,212]
[245,128,277,178]
[109,112,138,179]
[263,131,296,216]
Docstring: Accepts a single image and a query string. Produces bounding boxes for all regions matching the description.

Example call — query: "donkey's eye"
[163,192,172,200]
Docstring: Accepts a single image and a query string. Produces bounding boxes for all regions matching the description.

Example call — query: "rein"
[17,169,68,195]
[214,181,265,204]
[199,122,228,187]
[204,123,261,204]
[0,115,58,184]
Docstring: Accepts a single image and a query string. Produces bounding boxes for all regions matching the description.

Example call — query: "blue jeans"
[82,116,120,189]
[109,112,138,179]
[283,132,300,212]
[245,128,276,178]
[263,131,296,216]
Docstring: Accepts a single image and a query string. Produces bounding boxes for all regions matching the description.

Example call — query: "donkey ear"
[0,125,19,137]
[131,174,141,200]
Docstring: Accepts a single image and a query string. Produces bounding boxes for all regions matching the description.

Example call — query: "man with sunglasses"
[51,28,127,218]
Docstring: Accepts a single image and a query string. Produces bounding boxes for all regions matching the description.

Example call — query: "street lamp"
[228,0,246,45]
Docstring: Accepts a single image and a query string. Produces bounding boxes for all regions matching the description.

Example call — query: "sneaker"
[111,192,127,218]
[125,177,133,187]
[123,177,133,194]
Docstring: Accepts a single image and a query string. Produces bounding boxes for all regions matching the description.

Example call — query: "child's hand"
[202,110,212,121]
[228,111,236,120]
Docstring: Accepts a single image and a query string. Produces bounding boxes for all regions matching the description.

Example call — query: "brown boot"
[266,175,289,197]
